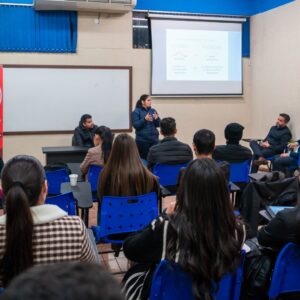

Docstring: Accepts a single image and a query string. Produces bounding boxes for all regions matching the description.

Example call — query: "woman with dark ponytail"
[0,155,96,286]
[123,158,245,300]
[80,126,114,175]
[132,94,160,159]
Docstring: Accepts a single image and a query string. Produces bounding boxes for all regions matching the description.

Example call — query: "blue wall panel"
[135,0,295,16]
[135,0,252,16]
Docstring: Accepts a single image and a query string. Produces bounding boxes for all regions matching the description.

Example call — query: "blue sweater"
[132,106,160,143]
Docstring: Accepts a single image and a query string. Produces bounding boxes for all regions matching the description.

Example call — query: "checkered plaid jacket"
[0,204,97,284]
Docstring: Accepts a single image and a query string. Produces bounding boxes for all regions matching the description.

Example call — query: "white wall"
[250,0,300,139]
[1,12,251,164]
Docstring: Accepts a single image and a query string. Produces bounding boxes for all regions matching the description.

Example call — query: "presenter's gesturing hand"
[153,112,159,120]
[145,113,153,122]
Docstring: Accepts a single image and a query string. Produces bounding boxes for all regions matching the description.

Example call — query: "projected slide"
[151,19,243,95]
[166,29,228,81]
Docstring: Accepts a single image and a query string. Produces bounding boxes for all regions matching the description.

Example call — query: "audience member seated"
[250,113,292,172]
[0,155,96,287]
[147,117,193,169]
[213,122,252,163]
[258,206,300,250]
[178,129,230,184]
[98,133,160,207]
[1,262,124,300]
[122,159,245,300]
[72,114,98,147]
[273,140,300,176]
[253,204,300,299]
[80,126,113,176]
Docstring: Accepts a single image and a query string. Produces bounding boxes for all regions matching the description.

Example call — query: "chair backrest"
[46,169,70,195]
[93,192,158,243]
[153,163,189,187]
[269,242,300,299]
[46,192,76,215]
[229,160,251,183]
[150,253,245,300]
[87,165,103,192]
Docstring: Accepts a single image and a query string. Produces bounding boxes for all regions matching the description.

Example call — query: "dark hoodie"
[72,121,97,147]
[213,123,252,163]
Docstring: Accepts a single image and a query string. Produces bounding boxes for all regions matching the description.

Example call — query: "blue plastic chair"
[92,192,158,244]
[46,192,76,215]
[87,165,103,192]
[46,169,70,195]
[229,160,251,183]
[152,163,189,189]
[150,252,245,300]
[269,242,300,299]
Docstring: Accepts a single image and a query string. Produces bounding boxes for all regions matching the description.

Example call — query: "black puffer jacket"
[147,137,193,169]
[72,123,97,147]
[213,143,252,163]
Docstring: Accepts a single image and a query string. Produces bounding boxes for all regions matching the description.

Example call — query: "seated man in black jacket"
[250,113,292,172]
[258,206,300,250]
[72,114,98,147]
[213,122,252,163]
[178,129,230,184]
[147,117,193,169]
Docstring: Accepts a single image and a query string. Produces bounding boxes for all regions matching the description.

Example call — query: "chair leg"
[81,208,89,227]
[111,244,122,257]
[267,159,273,171]
[159,196,162,213]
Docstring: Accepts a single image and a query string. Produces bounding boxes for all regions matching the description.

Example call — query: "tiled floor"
[90,196,176,281]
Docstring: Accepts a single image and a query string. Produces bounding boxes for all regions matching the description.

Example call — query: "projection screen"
[150,18,243,96]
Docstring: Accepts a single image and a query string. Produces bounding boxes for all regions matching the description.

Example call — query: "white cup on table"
[69,174,78,186]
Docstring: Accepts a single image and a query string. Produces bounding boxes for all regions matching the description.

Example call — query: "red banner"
[0,67,3,157]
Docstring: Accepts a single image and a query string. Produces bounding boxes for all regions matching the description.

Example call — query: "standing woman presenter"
[132,94,160,159]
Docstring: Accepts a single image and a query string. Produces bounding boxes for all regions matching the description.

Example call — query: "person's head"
[135,94,152,109]
[193,129,215,158]
[80,114,94,129]
[98,133,158,199]
[160,117,177,137]
[224,123,244,144]
[94,126,114,163]
[276,113,290,128]
[1,262,124,300]
[1,155,48,286]
[169,158,243,299]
